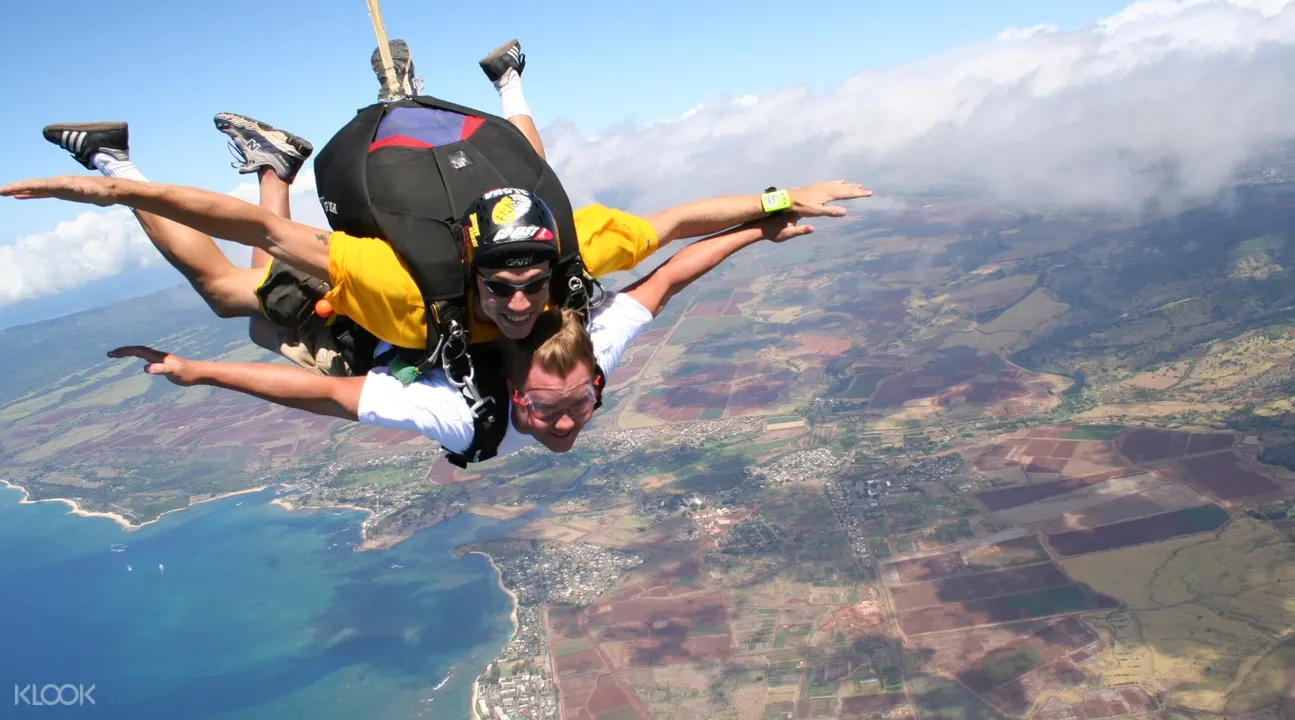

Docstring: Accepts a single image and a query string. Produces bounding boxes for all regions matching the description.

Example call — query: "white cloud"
[6,0,1295,307]
[546,0,1295,216]
[0,169,326,307]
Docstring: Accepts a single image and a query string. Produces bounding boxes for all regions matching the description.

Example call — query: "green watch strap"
[761,187,792,214]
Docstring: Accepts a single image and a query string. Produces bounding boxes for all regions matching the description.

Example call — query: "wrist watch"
[761,187,792,214]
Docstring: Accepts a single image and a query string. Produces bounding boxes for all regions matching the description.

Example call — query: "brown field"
[986,472,1165,526]
[898,585,1117,635]
[635,384,729,423]
[1047,505,1229,556]
[685,300,729,318]
[586,675,639,716]
[586,592,734,666]
[1026,426,1074,439]
[987,660,1087,715]
[974,444,1019,471]
[909,616,1097,684]
[1119,429,1235,463]
[1176,451,1281,500]
[1035,686,1159,719]
[840,693,907,716]
[1037,482,1207,534]
[793,334,852,355]
[889,563,1071,611]
[962,536,1050,570]
[885,552,967,585]
[976,469,1136,511]
[1025,457,1068,474]
[557,649,605,675]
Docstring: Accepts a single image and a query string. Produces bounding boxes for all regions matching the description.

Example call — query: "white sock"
[496,69,531,119]
[92,152,148,182]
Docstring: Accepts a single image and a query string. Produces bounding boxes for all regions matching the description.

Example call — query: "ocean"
[0,485,524,719]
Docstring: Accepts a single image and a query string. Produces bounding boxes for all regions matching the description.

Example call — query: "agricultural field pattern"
[4,167,1295,719]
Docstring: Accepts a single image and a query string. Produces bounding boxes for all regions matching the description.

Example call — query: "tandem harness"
[311,95,603,459]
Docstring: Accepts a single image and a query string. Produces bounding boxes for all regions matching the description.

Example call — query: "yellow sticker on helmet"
[492,196,516,225]
[468,213,481,246]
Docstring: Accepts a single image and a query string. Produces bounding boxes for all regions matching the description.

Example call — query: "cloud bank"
[4,0,1295,307]
[547,0,1295,215]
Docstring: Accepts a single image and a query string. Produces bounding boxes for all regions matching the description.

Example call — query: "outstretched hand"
[107,346,201,386]
[754,214,815,244]
[0,175,121,206]
[790,180,872,218]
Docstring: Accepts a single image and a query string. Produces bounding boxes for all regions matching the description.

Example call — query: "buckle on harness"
[438,322,491,418]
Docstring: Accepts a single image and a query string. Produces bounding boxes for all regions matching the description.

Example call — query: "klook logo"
[14,684,95,706]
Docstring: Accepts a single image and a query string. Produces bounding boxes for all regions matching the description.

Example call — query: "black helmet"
[460,188,561,271]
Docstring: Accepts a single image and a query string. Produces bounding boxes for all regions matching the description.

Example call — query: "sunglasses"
[480,271,552,298]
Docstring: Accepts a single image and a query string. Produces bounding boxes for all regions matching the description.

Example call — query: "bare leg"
[132,209,264,318]
[481,40,545,158]
[251,167,291,268]
[507,115,546,160]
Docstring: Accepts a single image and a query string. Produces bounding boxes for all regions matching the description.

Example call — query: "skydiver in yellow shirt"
[9,40,869,376]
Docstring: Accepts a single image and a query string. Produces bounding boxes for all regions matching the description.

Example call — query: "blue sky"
[0,0,1131,325]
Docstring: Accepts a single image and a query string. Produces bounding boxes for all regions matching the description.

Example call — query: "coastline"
[467,549,520,720]
[0,478,269,531]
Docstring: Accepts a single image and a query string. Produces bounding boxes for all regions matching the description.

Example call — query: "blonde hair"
[498,308,596,386]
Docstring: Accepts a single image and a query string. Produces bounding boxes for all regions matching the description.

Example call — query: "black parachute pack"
[313,95,599,463]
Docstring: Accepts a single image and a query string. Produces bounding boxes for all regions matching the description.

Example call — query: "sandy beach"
[0,478,269,531]
[467,549,520,720]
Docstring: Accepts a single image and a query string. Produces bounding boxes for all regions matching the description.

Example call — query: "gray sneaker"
[213,112,313,184]
[371,39,422,102]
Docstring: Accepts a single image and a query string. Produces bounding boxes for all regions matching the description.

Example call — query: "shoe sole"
[43,120,128,135]
[214,113,313,157]
[480,39,520,65]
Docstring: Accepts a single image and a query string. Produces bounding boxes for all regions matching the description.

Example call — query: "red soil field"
[1025,457,1068,474]
[684,300,728,318]
[548,607,584,640]
[840,694,907,716]
[366,428,421,446]
[666,364,738,386]
[726,382,780,411]
[1120,428,1196,462]
[589,592,727,629]
[1025,440,1057,457]
[610,354,650,385]
[1177,451,1280,500]
[1047,505,1228,556]
[633,328,670,346]
[898,585,1116,635]
[887,552,967,584]
[586,673,639,715]
[794,334,852,355]
[1037,687,1158,719]
[988,661,1086,716]
[1041,493,1166,533]
[910,617,1096,680]
[1052,440,1079,458]
[889,563,1071,611]
[558,674,599,715]
[976,469,1134,511]
[1186,433,1233,454]
[557,649,604,675]
[425,461,469,485]
[974,445,1016,471]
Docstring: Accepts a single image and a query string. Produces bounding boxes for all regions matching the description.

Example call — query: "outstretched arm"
[625,215,813,317]
[107,346,362,420]
[645,180,870,247]
[2,176,331,279]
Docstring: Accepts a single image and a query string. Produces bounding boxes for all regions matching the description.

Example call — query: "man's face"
[475,263,552,339]
[511,360,597,453]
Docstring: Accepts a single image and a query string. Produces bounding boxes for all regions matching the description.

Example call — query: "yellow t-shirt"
[323,205,658,349]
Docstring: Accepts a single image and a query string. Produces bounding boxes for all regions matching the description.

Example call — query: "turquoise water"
[0,485,523,719]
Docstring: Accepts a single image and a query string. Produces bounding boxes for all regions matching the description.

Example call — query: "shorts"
[248,316,352,377]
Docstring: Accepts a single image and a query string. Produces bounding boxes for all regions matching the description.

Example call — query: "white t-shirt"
[357,291,653,456]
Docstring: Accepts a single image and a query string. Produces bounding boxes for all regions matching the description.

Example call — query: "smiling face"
[474,262,553,339]
[510,359,597,452]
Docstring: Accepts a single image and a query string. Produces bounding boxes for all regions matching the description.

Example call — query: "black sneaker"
[371,39,422,102]
[41,121,129,170]
[479,39,525,84]
[213,112,314,184]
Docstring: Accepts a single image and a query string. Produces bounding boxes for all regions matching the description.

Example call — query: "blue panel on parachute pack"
[369,106,483,151]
